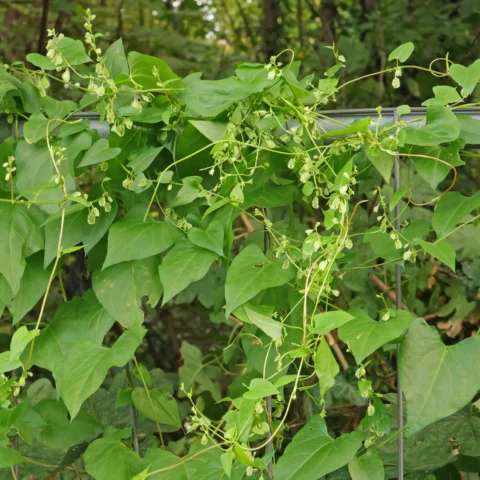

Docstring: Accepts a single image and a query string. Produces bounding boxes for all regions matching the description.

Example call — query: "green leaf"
[410,143,463,189]
[26,53,56,70]
[338,309,414,364]
[23,111,50,143]
[399,106,460,146]
[128,52,182,90]
[388,42,414,63]
[143,447,187,480]
[18,81,42,113]
[422,86,463,106]
[15,140,64,213]
[182,73,267,118]
[363,227,399,262]
[348,450,384,480]
[377,403,480,472]
[179,342,221,401]
[9,326,39,361]
[57,37,91,65]
[59,324,146,418]
[314,338,339,398]
[311,311,355,335]
[243,304,282,340]
[243,182,298,208]
[93,257,162,327]
[457,115,480,144]
[397,105,411,116]
[32,291,114,373]
[41,96,77,119]
[432,191,480,237]
[366,147,394,183]
[158,239,217,305]
[225,244,295,316]
[79,138,121,167]
[104,38,129,78]
[84,438,143,480]
[44,200,118,265]
[274,416,363,480]
[34,399,99,450]
[417,240,456,271]
[0,352,22,373]
[131,387,181,428]
[324,118,371,137]
[187,220,225,257]
[233,444,256,467]
[127,146,164,174]
[0,203,44,296]
[399,318,480,436]
[389,188,408,212]
[0,447,25,468]
[449,59,480,95]
[103,215,182,269]
[243,378,279,399]
[58,119,90,138]
[189,120,228,142]
[4,253,49,325]
[171,176,203,207]
[185,440,245,480]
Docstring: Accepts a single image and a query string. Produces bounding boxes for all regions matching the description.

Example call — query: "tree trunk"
[37,0,50,54]
[263,0,279,62]
[297,0,304,49]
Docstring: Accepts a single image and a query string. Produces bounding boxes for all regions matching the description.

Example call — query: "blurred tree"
[0,0,479,106]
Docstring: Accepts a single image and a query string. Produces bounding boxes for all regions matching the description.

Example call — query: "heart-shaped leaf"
[79,138,121,167]
[348,450,384,480]
[432,191,480,237]
[449,59,480,95]
[399,318,480,436]
[242,304,282,340]
[274,416,363,480]
[131,387,181,428]
[417,239,456,271]
[399,106,460,146]
[338,309,414,364]
[158,239,218,305]
[311,310,355,335]
[225,244,295,316]
[187,220,225,257]
[388,42,414,63]
[422,86,463,106]
[314,338,339,398]
[243,378,279,399]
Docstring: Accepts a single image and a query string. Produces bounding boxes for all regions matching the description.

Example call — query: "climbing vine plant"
[0,10,480,480]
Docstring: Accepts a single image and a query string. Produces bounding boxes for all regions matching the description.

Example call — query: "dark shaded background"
[1,0,480,107]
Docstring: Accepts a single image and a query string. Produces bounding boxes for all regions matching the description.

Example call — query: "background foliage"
[1,0,480,107]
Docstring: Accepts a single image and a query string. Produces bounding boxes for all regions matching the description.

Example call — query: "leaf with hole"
[93,257,162,327]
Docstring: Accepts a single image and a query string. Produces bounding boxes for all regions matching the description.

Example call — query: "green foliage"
[0,13,479,479]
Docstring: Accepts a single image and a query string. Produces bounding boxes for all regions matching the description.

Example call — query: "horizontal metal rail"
[2,107,480,141]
